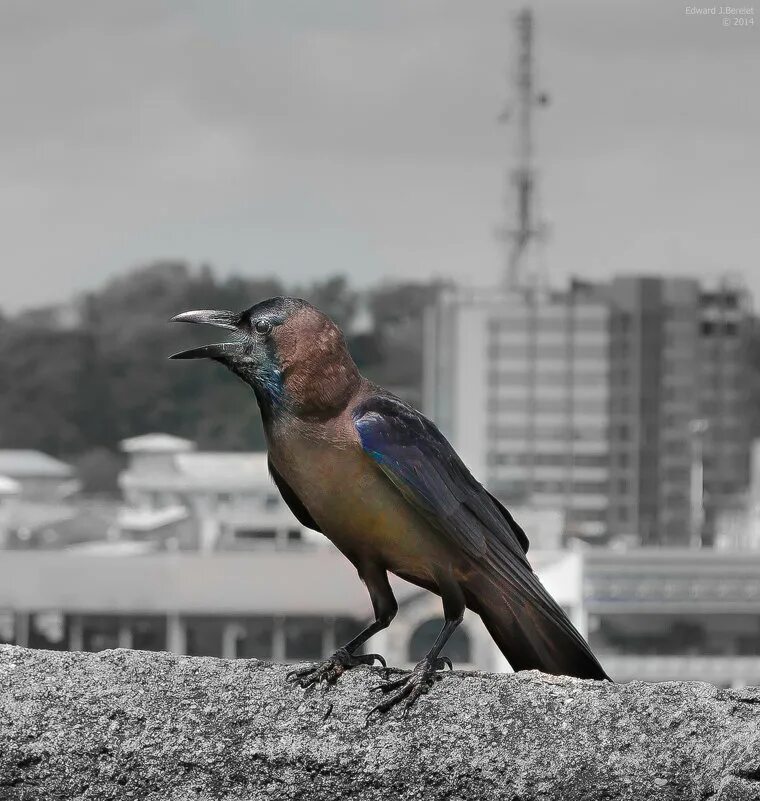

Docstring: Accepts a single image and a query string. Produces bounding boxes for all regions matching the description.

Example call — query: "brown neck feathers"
[276,309,361,419]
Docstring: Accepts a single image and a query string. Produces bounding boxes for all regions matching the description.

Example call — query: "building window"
[234,618,275,659]
[701,320,739,337]
[81,616,120,652]
[567,509,608,523]
[132,617,167,651]
[408,618,471,663]
[186,617,224,658]
[234,528,277,541]
[284,617,325,661]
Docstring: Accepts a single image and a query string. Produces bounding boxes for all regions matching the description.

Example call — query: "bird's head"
[170,297,360,419]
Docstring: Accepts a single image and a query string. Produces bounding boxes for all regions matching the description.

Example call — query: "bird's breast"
[268,432,452,578]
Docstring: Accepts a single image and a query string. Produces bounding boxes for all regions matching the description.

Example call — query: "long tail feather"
[467,575,610,680]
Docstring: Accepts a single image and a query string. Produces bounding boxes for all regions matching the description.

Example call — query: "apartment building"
[424,276,752,544]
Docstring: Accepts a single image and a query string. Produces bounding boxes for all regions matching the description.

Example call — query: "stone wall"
[1,645,759,800]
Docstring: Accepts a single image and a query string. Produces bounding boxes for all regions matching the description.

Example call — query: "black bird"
[171,297,609,717]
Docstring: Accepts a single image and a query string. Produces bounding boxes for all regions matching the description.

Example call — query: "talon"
[286,666,311,683]
[364,656,454,719]
[369,654,388,671]
[347,652,387,669]
[285,648,392,693]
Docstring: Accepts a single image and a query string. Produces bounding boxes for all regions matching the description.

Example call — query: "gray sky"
[1,1,758,312]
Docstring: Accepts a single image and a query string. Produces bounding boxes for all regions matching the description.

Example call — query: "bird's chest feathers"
[268,431,425,561]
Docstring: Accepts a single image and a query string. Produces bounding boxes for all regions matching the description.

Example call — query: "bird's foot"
[367,655,452,721]
[286,647,387,689]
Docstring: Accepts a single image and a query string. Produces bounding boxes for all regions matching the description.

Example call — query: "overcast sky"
[1,1,758,312]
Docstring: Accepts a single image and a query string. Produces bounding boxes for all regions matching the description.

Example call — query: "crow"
[171,297,609,717]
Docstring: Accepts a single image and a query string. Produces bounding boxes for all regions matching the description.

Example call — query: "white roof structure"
[175,452,270,483]
[0,475,21,496]
[120,438,275,493]
[63,541,158,556]
[0,450,73,479]
[120,434,196,454]
[118,505,189,532]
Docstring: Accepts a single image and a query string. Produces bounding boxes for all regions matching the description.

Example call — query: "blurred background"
[1,1,759,686]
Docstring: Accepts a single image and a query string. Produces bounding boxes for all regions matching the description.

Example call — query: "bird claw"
[366,655,453,722]
[287,648,387,690]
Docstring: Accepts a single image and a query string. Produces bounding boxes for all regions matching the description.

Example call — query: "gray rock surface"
[1,645,759,800]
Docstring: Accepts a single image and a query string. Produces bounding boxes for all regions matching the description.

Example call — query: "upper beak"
[169,309,240,329]
[169,309,243,361]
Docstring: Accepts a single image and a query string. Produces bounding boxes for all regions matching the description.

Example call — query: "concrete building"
[424,283,611,540]
[119,434,315,552]
[1,545,759,687]
[424,276,752,546]
[585,549,760,687]
[605,276,751,546]
[0,450,79,501]
[715,440,760,551]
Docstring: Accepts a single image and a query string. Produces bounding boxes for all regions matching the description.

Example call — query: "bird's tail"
[465,572,610,681]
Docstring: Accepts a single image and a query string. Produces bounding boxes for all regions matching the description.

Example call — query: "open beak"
[169,309,243,361]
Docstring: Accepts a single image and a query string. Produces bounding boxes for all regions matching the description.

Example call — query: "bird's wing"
[352,393,530,566]
[353,393,609,680]
[268,456,322,533]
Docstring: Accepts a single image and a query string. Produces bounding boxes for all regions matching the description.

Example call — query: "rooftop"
[120,434,196,454]
[175,452,270,481]
[118,506,189,532]
[0,476,21,496]
[0,451,73,479]
[119,445,273,492]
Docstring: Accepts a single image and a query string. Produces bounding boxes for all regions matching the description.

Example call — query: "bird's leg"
[287,567,397,689]
[368,580,464,720]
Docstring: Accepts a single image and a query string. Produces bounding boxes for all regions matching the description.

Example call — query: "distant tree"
[71,447,124,495]
[362,281,447,406]
[368,281,446,328]
[294,275,358,332]
[0,326,87,453]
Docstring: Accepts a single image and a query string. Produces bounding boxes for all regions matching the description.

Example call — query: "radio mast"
[500,8,549,289]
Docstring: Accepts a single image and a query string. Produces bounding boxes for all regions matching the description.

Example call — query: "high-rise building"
[423,276,752,545]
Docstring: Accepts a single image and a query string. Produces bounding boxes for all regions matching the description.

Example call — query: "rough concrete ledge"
[1,645,760,801]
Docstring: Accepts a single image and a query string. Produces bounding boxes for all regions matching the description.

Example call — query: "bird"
[170,297,609,717]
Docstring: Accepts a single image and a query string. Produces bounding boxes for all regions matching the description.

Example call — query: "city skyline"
[1,1,758,312]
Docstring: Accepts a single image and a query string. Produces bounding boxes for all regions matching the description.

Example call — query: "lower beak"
[169,309,243,361]
[169,342,243,361]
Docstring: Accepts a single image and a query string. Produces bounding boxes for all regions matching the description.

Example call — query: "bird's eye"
[255,319,272,335]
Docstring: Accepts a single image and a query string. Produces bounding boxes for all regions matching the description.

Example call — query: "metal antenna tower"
[499,8,549,289]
